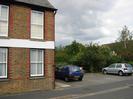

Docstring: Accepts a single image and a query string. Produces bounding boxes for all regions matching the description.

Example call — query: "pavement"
[0,73,133,99]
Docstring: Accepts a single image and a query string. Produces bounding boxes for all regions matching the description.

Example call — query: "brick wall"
[9,4,30,39]
[45,11,55,41]
[0,3,55,94]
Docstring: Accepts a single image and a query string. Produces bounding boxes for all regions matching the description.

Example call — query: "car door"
[115,64,122,74]
[107,64,116,73]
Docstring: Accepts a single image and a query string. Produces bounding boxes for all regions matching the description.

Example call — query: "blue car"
[55,65,84,82]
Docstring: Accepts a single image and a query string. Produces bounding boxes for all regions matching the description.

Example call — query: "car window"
[108,64,116,68]
[116,64,122,68]
[70,66,80,72]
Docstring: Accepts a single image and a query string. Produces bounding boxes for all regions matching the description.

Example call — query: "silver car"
[102,63,133,76]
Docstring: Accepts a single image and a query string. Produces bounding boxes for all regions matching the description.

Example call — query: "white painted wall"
[0,39,55,49]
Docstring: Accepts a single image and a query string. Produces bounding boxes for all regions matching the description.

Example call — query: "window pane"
[38,50,43,62]
[30,49,37,62]
[31,25,43,39]
[0,63,6,77]
[37,63,43,74]
[0,48,7,62]
[0,21,8,36]
[1,6,8,21]
[31,11,43,25]
[30,63,37,75]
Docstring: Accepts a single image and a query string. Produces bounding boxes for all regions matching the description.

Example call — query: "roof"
[14,0,56,10]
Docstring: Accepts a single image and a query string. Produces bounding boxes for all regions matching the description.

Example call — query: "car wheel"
[78,77,83,81]
[128,73,132,76]
[118,71,123,76]
[64,77,69,82]
[103,70,107,74]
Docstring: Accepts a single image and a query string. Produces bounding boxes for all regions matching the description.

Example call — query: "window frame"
[30,10,44,40]
[0,5,9,37]
[30,49,44,77]
[0,48,8,79]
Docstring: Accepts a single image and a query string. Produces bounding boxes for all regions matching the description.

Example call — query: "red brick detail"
[44,11,55,41]
[8,48,12,79]
[9,5,14,35]
[27,49,30,79]
[9,4,30,39]
[27,9,31,38]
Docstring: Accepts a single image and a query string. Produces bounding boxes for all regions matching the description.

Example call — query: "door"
[107,64,116,73]
[115,64,122,74]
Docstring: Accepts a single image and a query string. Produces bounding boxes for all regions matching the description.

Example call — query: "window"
[116,64,122,68]
[109,64,116,68]
[0,5,9,37]
[31,10,44,39]
[30,49,44,77]
[0,48,7,78]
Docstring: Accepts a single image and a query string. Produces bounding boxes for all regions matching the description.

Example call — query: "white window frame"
[0,48,8,79]
[30,49,44,77]
[0,5,9,37]
[31,10,44,39]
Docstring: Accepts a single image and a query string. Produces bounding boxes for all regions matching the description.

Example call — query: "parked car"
[102,63,133,76]
[55,65,84,82]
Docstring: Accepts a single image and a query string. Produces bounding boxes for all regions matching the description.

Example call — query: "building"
[0,0,57,94]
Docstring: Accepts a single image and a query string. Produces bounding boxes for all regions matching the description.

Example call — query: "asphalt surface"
[0,73,133,99]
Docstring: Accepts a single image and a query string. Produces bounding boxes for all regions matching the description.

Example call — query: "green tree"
[118,25,133,48]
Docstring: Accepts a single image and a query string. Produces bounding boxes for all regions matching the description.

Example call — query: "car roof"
[64,65,79,68]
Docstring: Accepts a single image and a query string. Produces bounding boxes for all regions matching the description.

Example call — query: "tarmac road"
[0,73,133,99]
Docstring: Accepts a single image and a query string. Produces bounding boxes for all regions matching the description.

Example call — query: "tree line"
[56,26,133,72]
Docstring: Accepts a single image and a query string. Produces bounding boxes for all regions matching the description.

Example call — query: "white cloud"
[49,0,133,46]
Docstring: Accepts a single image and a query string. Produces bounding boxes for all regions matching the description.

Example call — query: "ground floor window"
[0,48,7,78]
[30,49,44,77]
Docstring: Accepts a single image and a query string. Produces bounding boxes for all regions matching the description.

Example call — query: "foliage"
[56,41,122,72]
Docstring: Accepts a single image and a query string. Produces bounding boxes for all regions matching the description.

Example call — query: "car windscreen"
[70,66,80,72]
[125,64,133,68]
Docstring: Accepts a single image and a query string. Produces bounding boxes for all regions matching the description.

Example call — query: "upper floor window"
[31,10,44,39]
[0,48,8,79]
[0,5,9,37]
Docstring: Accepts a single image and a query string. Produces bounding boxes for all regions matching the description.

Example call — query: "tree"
[118,25,132,48]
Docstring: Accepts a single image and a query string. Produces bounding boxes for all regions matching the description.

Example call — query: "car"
[102,63,133,76]
[55,65,84,82]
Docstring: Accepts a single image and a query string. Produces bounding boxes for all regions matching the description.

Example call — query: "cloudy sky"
[50,0,133,46]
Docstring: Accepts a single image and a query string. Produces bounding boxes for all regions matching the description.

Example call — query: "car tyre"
[128,73,132,76]
[78,77,83,81]
[64,77,69,82]
[103,70,107,75]
[118,71,123,76]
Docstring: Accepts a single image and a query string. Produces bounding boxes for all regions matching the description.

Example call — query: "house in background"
[0,0,57,94]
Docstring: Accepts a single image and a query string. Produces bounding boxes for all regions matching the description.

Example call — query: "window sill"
[30,76,45,80]
[30,38,44,42]
[0,36,9,39]
[0,78,9,82]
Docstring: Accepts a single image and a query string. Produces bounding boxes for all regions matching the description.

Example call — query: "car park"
[102,63,133,76]
[55,65,84,82]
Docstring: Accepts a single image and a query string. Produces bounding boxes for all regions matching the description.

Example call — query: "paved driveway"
[55,73,133,89]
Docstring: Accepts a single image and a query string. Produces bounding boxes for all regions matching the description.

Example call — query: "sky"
[50,0,133,46]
